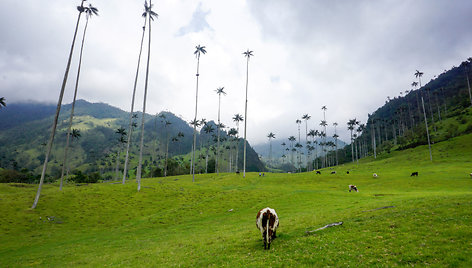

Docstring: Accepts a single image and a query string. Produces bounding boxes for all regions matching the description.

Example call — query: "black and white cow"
[256,207,279,250]
[348,185,358,192]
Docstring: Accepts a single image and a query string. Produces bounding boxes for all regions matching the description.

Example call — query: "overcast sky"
[2,0,472,145]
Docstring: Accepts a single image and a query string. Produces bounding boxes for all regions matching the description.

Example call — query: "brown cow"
[256,207,279,250]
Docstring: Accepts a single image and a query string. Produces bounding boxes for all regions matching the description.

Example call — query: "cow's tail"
[266,213,270,245]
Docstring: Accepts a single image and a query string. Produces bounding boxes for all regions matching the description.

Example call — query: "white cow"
[256,207,279,250]
[373,173,378,178]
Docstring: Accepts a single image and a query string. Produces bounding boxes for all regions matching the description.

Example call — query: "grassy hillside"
[1,133,471,266]
[0,100,265,178]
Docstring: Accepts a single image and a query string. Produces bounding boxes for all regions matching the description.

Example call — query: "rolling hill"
[0,100,265,179]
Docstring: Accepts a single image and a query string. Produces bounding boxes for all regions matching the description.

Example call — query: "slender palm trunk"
[415,91,421,127]
[137,8,152,191]
[421,96,433,161]
[467,70,472,106]
[427,90,436,131]
[355,138,359,165]
[371,123,376,159]
[164,131,169,177]
[216,94,221,175]
[434,93,441,121]
[191,56,201,182]
[60,15,90,190]
[33,7,84,209]
[235,123,240,171]
[350,130,354,163]
[392,124,397,145]
[122,18,147,184]
[114,148,121,180]
[243,57,249,178]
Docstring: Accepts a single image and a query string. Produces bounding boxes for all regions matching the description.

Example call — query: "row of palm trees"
[355,64,472,164]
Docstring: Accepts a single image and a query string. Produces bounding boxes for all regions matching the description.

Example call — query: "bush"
[445,122,460,139]
[0,169,38,183]
[71,170,100,183]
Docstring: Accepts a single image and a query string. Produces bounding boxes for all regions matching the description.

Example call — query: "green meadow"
[1,134,471,267]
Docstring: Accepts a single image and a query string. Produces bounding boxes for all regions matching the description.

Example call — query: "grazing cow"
[411,171,418,176]
[348,185,358,192]
[316,171,321,175]
[236,171,240,174]
[331,171,336,174]
[256,207,279,250]
[469,173,472,178]
[373,173,378,178]
[346,171,350,174]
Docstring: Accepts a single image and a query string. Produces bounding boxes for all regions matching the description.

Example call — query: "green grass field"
[1,134,471,267]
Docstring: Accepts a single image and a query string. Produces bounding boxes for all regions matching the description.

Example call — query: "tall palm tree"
[136,0,158,192]
[60,3,98,191]
[189,119,200,174]
[177,131,185,154]
[215,87,226,175]
[295,142,303,171]
[319,120,328,167]
[295,119,302,142]
[242,49,253,178]
[228,128,238,171]
[302,114,311,169]
[347,119,356,163]
[415,70,432,161]
[232,113,243,171]
[332,122,338,166]
[163,120,172,176]
[464,58,472,106]
[202,123,214,173]
[281,141,287,164]
[267,132,275,167]
[191,44,207,182]
[411,81,421,125]
[64,128,82,179]
[288,136,296,165]
[0,97,6,109]
[122,2,151,184]
[115,128,127,181]
[33,0,87,209]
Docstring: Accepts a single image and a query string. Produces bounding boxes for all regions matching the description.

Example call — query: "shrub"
[0,169,37,183]
[71,170,100,183]
[445,122,460,139]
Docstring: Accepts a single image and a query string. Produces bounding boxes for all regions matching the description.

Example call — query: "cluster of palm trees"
[268,106,344,172]
[358,62,472,163]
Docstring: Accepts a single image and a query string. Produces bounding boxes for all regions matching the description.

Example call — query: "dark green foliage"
[445,122,460,139]
[70,170,100,183]
[0,169,38,183]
